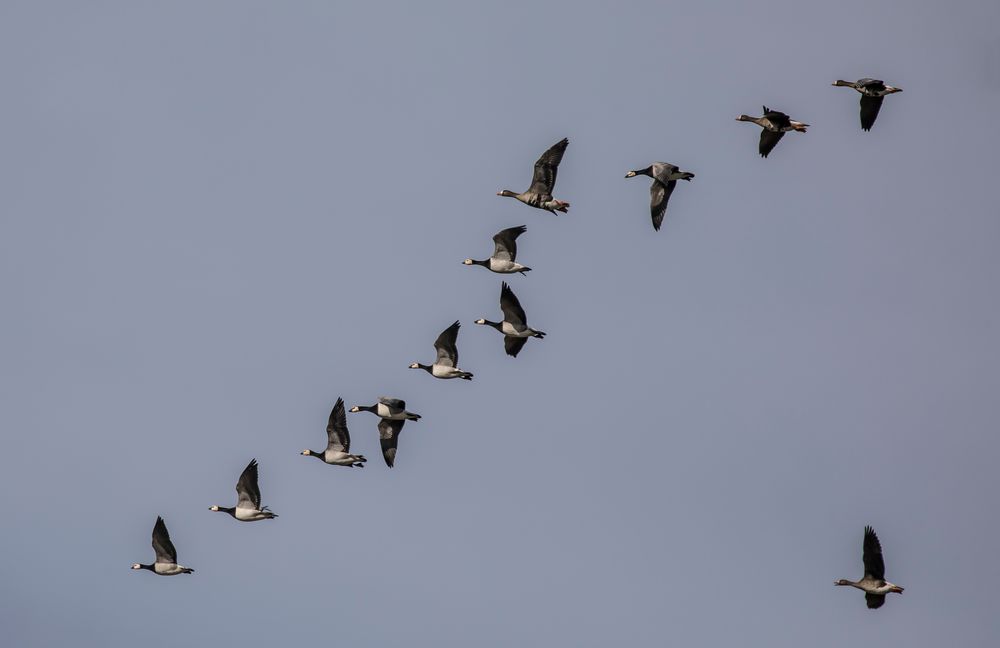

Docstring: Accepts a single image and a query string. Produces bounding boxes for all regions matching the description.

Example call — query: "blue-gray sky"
[2,1,999,646]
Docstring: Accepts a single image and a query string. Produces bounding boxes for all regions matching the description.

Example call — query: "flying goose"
[464,225,531,275]
[350,396,421,421]
[377,418,405,468]
[835,525,904,609]
[475,281,545,357]
[625,163,695,231]
[497,138,570,214]
[410,320,474,380]
[209,459,278,521]
[832,79,902,131]
[131,516,194,575]
[736,106,808,157]
[301,397,367,467]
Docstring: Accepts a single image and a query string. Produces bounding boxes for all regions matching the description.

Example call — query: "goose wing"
[759,130,785,158]
[378,396,406,410]
[378,418,404,468]
[492,225,526,262]
[499,282,527,327]
[528,138,569,196]
[649,179,677,231]
[862,525,886,581]
[433,320,460,368]
[235,459,262,510]
[762,106,791,128]
[326,397,351,452]
[865,593,886,609]
[151,516,178,564]
[859,95,884,131]
[504,336,528,358]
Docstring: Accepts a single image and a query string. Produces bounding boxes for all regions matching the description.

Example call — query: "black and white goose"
[832,78,902,131]
[475,281,545,357]
[410,320,474,380]
[835,525,905,609]
[497,138,570,214]
[131,516,194,575]
[736,106,809,157]
[625,163,695,231]
[464,225,531,275]
[301,397,367,467]
[350,397,421,468]
[209,459,278,521]
[350,396,421,421]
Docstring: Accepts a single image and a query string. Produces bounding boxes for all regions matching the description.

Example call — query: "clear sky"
[2,1,999,646]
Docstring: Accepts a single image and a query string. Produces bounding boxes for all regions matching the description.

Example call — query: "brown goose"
[832,79,902,131]
[835,525,904,609]
[498,138,570,214]
[736,106,808,157]
[625,163,695,231]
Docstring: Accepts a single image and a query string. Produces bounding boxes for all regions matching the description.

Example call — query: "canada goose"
[625,163,695,231]
[131,516,194,575]
[209,459,278,521]
[410,320,474,380]
[835,525,904,609]
[475,281,545,357]
[736,106,808,157]
[497,138,570,214]
[301,397,367,467]
[464,225,531,275]
[350,397,421,421]
[832,79,902,131]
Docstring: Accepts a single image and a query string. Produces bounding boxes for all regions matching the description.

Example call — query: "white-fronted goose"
[736,106,808,157]
[209,459,278,521]
[475,281,545,357]
[131,516,194,575]
[625,163,695,231]
[301,397,367,467]
[497,138,570,214]
[835,525,904,609]
[832,79,902,131]
[464,225,531,275]
[410,320,474,380]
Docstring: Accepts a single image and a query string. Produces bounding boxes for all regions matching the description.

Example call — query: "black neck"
[416,363,433,373]
[138,563,154,571]
[309,450,326,459]
[471,259,489,267]
[214,506,237,517]
[633,166,653,178]
[482,319,503,330]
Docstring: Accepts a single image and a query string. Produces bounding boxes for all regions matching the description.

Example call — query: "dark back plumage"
[862,525,886,581]
[762,106,791,128]
[326,397,351,452]
[528,138,569,196]
[151,516,178,564]
[235,459,262,510]
[433,320,461,368]
[492,225,526,262]
[378,396,405,410]
[499,282,527,327]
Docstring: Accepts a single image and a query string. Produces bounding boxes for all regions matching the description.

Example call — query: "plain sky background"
[2,1,999,646]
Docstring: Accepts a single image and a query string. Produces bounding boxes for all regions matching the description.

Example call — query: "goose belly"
[234,507,266,521]
[431,364,462,378]
[501,322,532,337]
[154,563,185,576]
[325,450,359,465]
[488,260,523,273]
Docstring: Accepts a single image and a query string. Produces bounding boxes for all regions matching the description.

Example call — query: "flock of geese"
[131,77,907,611]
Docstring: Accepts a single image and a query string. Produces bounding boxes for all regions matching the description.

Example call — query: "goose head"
[832,80,853,87]
[497,190,518,197]
[474,318,487,325]
[736,114,756,122]
[833,579,854,586]
[208,505,222,512]
[885,85,902,94]
[300,449,313,456]
[889,584,904,594]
